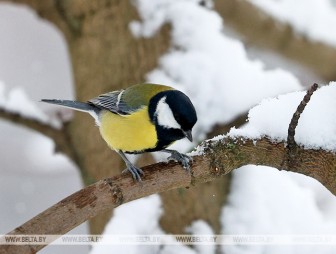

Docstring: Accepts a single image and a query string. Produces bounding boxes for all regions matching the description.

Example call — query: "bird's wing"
[88,84,174,115]
[88,89,142,115]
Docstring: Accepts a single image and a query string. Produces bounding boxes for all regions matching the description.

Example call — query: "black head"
[149,90,197,143]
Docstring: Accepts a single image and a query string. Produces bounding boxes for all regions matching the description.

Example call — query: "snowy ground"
[1,1,336,254]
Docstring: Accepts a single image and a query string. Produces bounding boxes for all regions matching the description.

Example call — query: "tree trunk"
[5,0,231,234]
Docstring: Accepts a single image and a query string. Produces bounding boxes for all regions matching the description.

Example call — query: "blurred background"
[0,0,336,253]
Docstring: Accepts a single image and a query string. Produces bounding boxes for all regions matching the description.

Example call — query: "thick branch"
[215,0,336,81]
[1,136,335,254]
[0,108,78,163]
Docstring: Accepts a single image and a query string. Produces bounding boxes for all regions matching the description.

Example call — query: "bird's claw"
[122,164,144,181]
[167,151,192,172]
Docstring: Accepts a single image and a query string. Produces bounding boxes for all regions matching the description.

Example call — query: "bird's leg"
[117,150,144,181]
[162,149,192,172]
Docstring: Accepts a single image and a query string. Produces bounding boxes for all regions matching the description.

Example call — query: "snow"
[248,0,336,47]
[130,0,301,142]
[221,166,336,254]
[186,220,216,254]
[90,195,214,254]
[188,144,206,156]
[98,195,163,236]
[90,195,163,254]
[0,81,60,126]
[229,82,336,152]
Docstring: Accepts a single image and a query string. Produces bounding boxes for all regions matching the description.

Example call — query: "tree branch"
[215,0,336,81]
[1,135,335,253]
[0,107,78,163]
[287,83,318,151]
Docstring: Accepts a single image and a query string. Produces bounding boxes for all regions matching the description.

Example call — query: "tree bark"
[56,1,171,233]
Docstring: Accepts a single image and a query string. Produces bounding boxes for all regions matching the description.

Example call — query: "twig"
[1,135,336,254]
[287,83,319,151]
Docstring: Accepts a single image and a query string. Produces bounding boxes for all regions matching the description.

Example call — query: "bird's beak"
[183,130,193,142]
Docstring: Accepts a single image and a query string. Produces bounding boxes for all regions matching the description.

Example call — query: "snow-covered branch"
[1,132,336,254]
[215,0,336,81]
[0,107,78,163]
[1,84,336,254]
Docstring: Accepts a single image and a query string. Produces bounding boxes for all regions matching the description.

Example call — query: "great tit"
[42,83,197,181]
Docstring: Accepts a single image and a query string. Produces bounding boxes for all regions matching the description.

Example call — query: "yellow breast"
[99,107,157,152]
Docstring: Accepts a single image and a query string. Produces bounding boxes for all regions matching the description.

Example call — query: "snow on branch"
[0,107,78,164]
[1,85,336,253]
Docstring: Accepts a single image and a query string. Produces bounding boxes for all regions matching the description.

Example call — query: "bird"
[42,83,197,181]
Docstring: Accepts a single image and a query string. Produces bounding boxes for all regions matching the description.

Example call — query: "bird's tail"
[41,99,96,113]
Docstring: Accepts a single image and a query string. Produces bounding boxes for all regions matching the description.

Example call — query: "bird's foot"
[122,164,144,182]
[166,150,192,172]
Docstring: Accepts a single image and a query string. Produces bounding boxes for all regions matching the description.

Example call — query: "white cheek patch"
[155,97,181,129]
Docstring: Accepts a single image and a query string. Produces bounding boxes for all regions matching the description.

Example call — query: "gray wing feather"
[88,90,138,115]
